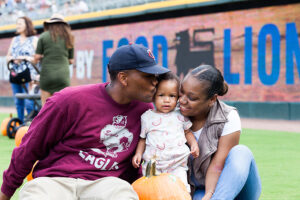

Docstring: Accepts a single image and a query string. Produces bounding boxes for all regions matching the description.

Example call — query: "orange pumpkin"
[0,114,12,136]
[132,160,191,200]
[26,161,38,181]
[15,126,29,147]
[14,126,37,182]
[26,172,34,181]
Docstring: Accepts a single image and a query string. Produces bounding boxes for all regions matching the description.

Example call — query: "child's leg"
[171,167,190,193]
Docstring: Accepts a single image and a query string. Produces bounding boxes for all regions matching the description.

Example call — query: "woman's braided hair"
[190,65,228,99]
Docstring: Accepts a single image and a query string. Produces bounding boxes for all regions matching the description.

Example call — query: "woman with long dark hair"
[6,16,38,122]
[34,13,74,105]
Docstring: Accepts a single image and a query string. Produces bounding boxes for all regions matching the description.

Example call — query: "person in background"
[6,16,38,122]
[179,65,261,200]
[132,72,199,192]
[0,44,169,200]
[34,13,74,106]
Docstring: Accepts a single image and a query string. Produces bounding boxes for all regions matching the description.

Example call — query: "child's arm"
[132,138,146,168]
[185,129,199,158]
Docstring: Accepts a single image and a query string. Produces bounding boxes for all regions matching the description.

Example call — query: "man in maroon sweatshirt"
[0,44,169,200]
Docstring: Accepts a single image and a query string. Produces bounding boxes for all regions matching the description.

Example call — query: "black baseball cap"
[107,44,170,75]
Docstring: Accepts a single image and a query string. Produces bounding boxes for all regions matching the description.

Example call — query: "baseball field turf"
[0,113,299,200]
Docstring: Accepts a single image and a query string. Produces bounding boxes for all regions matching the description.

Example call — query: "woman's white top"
[192,110,241,141]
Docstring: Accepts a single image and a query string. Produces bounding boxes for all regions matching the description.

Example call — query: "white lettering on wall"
[76,50,94,79]
[85,50,94,79]
[0,56,9,81]
[76,51,84,79]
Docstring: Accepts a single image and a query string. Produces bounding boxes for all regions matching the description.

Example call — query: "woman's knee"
[229,145,254,160]
[226,145,254,175]
[99,177,134,191]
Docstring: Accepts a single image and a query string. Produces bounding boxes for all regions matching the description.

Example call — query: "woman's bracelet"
[207,191,214,196]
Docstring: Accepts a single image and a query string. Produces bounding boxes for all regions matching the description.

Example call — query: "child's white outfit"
[140,109,192,192]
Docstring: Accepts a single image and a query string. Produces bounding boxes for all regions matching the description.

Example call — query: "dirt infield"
[0,107,16,114]
[241,118,299,133]
[1,106,299,133]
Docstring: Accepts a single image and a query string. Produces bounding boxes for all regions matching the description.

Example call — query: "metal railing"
[0,0,166,26]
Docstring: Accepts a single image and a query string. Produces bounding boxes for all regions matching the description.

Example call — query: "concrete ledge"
[241,118,300,133]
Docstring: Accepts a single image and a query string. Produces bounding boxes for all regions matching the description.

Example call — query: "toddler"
[132,72,199,192]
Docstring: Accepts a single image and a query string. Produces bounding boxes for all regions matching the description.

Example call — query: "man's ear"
[209,94,217,107]
[117,71,128,87]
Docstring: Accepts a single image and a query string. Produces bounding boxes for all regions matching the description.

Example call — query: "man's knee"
[80,177,139,200]
[19,177,76,200]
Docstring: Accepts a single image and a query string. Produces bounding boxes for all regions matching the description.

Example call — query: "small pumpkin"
[14,126,37,182]
[132,160,191,200]
[26,161,38,181]
[15,126,29,147]
[26,171,34,181]
[0,114,12,136]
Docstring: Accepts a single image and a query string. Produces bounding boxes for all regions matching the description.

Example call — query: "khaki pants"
[19,177,139,200]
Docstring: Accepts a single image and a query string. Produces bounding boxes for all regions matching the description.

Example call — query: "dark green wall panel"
[224,101,299,120]
[0,97,299,120]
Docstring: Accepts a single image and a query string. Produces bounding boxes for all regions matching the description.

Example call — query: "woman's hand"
[33,54,43,64]
[12,56,32,64]
[204,131,240,199]
[201,192,213,200]
[69,59,74,64]
[23,56,34,63]
[16,55,26,60]
[132,154,142,168]
[32,74,40,82]
[13,59,21,65]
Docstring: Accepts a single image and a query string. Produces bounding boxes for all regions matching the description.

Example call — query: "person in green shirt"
[34,13,74,106]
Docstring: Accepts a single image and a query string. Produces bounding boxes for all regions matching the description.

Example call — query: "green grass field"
[0,113,299,200]
[240,129,300,200]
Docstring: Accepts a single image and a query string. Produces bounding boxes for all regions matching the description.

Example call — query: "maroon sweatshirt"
[1,83,153,197]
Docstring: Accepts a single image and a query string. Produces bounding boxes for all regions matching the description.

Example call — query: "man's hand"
[132,154,142,168]
[0,191,10,200]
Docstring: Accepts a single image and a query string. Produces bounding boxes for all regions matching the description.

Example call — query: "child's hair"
[157,71,180,89]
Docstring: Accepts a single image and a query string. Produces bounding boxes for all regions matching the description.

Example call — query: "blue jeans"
[193,145,261,200]
[11,83,34,122]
